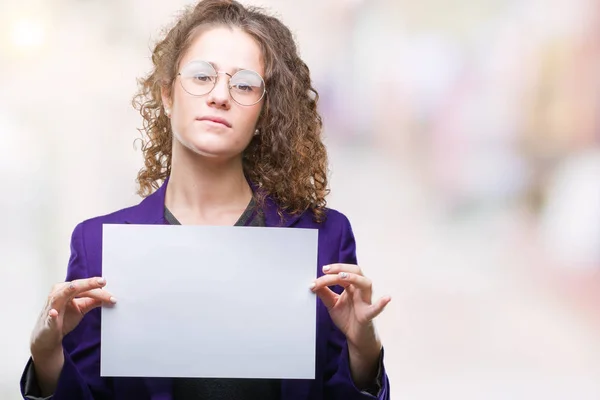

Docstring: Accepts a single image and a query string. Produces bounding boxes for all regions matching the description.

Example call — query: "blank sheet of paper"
[100,224,318,379]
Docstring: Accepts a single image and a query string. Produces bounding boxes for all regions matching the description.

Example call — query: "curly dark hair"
[132,0,329,222]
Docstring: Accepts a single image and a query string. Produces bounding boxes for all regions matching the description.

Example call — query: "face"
[162,26,265,160]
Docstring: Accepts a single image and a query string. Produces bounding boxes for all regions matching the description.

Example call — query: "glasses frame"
[177,60,267,106]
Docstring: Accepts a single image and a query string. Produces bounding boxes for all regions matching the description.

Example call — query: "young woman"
[22,1,391,399]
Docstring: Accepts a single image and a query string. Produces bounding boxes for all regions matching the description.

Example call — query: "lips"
[196,116,232,128]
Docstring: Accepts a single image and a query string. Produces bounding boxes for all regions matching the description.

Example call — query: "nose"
[206,72,231,110]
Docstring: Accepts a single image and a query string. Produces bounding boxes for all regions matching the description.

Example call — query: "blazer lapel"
[248,180,303,228]
[123,178,169,225]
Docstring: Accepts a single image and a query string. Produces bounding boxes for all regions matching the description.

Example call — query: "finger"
[312,272,372,292]
[312,286,339,310]
[45,308,60,329]
[75,298,104,315]
[46,308,59,322]
[51,277,107,311]
[76,288,117,304]
[322,263,363,276]
[365,295,392,320]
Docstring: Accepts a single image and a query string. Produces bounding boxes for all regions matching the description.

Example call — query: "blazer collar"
[123,176,304,228]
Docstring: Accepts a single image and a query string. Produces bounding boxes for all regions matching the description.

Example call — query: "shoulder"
[294,206,359,264]
[61,201,148,278]
[322,207,353,230]
[70,200,146,245]
[80,203,141,228]
[296,206,355,236]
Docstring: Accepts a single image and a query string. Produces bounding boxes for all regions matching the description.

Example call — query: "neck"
[165,142,253,225]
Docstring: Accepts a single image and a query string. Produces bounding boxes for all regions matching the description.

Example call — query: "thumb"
[45,308,60,329]
[314,287,339,310]
[365,295,392,321]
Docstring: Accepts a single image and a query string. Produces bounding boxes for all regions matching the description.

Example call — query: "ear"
[160,84,173,113]
[255,101,267,129]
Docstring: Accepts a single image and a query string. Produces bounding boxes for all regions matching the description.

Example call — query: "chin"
[176,133,244,160]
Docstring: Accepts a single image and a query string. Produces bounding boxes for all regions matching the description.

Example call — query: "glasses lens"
[229,70,265,105]
[179,61,217,96]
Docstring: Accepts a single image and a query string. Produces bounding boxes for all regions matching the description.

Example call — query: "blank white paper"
[100,224,318,379]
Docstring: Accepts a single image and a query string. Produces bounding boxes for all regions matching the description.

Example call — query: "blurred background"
[1,0,600,398]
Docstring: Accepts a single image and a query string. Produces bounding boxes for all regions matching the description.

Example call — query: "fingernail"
[340,272,348,279]
[97,278,106,285]
[309,282,316,290]
[323,265,330,272]
[110,297,117,304]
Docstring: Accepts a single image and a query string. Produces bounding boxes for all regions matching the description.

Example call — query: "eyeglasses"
[177,60,266,106]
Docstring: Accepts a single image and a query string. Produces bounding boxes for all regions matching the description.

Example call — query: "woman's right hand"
[28,277,116,396]
[30,277,116,357]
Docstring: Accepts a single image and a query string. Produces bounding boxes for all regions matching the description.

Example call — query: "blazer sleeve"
[20,222,113,400]
[322,213,391,400]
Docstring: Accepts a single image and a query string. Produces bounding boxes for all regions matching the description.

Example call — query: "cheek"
[171,97,197,135]
[238,105,262,134]
[174,91,193,119]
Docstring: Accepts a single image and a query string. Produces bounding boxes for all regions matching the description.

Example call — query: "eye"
[232,83,254,92]
[193,73,215,83]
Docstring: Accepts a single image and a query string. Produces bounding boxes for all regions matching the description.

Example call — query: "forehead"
[180,25,264,76]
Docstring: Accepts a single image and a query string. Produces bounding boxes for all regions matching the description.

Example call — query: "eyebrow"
[207,61,244,74]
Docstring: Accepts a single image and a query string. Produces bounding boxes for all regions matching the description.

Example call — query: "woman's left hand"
[310,263,391,350]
